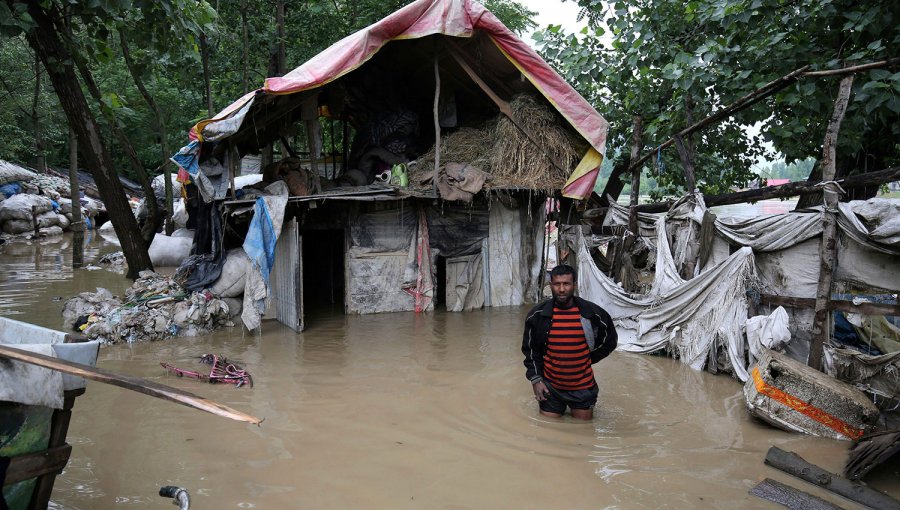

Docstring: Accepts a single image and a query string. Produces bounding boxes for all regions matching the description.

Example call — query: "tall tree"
[536,0,899,203]
[6,1,154,278]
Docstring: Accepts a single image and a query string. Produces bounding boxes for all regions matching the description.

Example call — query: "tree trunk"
[68,127,83,268]
[24,2,152,279]
[276,0,286,73]
[63,20,159,245]
[200,31,214,117]
[616,116,642,290]
[597,159,630,207]
[241,0,249,93]
[674,94,697,192]
[119,30,174,235]
[809,75,854,371]
[31,52,46,173]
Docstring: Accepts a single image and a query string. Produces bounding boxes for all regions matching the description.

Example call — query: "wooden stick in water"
[0,344,263,425]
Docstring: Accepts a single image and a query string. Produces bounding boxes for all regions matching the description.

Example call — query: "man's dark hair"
[550,264,577,282]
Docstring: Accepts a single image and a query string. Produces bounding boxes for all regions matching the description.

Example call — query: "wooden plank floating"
[764,447,900,510]
[749,478,845,510]
[0,345,262,425]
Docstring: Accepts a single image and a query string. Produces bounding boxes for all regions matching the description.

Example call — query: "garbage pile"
[62,271,237,344]
[0,160,104,236]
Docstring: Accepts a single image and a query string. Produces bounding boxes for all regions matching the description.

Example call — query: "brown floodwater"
[1,234,897,509]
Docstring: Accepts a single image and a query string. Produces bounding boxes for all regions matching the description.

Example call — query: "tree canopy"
[0,0,536,180]
[536,0,898,201]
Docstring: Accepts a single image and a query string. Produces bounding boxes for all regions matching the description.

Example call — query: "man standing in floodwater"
[522,264,617,420]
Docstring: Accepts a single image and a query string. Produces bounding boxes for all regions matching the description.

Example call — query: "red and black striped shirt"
[543,305,595,390]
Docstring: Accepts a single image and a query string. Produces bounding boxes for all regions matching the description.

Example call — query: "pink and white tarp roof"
[192,0,609,199]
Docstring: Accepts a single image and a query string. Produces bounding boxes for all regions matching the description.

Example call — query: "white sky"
[515,0,587,47]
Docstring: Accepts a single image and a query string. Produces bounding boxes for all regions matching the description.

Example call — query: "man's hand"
[532,381,551,401]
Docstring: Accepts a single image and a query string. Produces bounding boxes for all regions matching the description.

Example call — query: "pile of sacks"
[62,271,238,344]
[0,194,67,235]
[0,160,104,236]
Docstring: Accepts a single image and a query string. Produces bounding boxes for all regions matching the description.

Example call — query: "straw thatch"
[490,94,583,190]
[411,94,586,192]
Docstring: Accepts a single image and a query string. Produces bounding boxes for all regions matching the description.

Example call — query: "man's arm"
[522,309,544,384]
[590,307,618,364]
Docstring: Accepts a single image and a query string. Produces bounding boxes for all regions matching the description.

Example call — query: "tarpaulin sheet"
[578,218,756,381]
[191,0,608,198]
[242,181,289,329]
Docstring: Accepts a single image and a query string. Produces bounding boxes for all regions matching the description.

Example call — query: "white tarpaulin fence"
[578,214,757,381]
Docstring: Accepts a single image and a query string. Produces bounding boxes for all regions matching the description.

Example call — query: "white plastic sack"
[98,220,116,232]
[0,160,37,185]
[57,213,70,230]
[148,234,193,267]
[151,173,184,201]
[2,219,33,234]
[81,197,101,217]
[35,211,61,228]
[209,249,251,298]
[172,197,188,229]
[234,174,263,190]
[746,306,792,367]
[0,194,52,221]
[171,228,194,238]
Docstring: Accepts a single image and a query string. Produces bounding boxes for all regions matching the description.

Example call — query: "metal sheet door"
[270,218,304,331]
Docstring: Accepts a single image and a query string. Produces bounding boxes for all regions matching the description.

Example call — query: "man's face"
[550,273,576,306]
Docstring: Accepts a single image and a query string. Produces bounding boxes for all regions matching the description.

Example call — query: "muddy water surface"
[1,234,897,509]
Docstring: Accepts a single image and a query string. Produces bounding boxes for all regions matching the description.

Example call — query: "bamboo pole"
[0,345,263,425]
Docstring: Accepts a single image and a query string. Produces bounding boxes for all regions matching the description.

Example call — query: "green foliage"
[537,0,899,200]
[0,37,67,167]
[0,0,536,180]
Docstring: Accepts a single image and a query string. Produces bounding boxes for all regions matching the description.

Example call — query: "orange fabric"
[751,367,864,440]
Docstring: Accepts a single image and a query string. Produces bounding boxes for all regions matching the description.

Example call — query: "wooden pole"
[433,46,441,195]
[68,126,84,268]
[749,478,844,510]
[764,447,900,510]
[619,165,900,214]
[0,344,263,425]
[616,116,643,289]
[809,75,854,371]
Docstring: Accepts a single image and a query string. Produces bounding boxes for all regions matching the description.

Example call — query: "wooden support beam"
[758,294,900,316]
[620,165,900,214]
[28,389,82,508]
[810,75,854,371]
[4,445,72,486]
[764,446,900,510]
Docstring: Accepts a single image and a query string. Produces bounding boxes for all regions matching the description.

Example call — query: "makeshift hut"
[171,0,609,332]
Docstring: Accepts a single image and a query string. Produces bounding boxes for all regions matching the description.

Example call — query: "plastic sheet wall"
[344,198,538,314]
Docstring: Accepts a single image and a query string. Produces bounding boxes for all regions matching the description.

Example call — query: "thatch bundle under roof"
[411,95,586,192]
